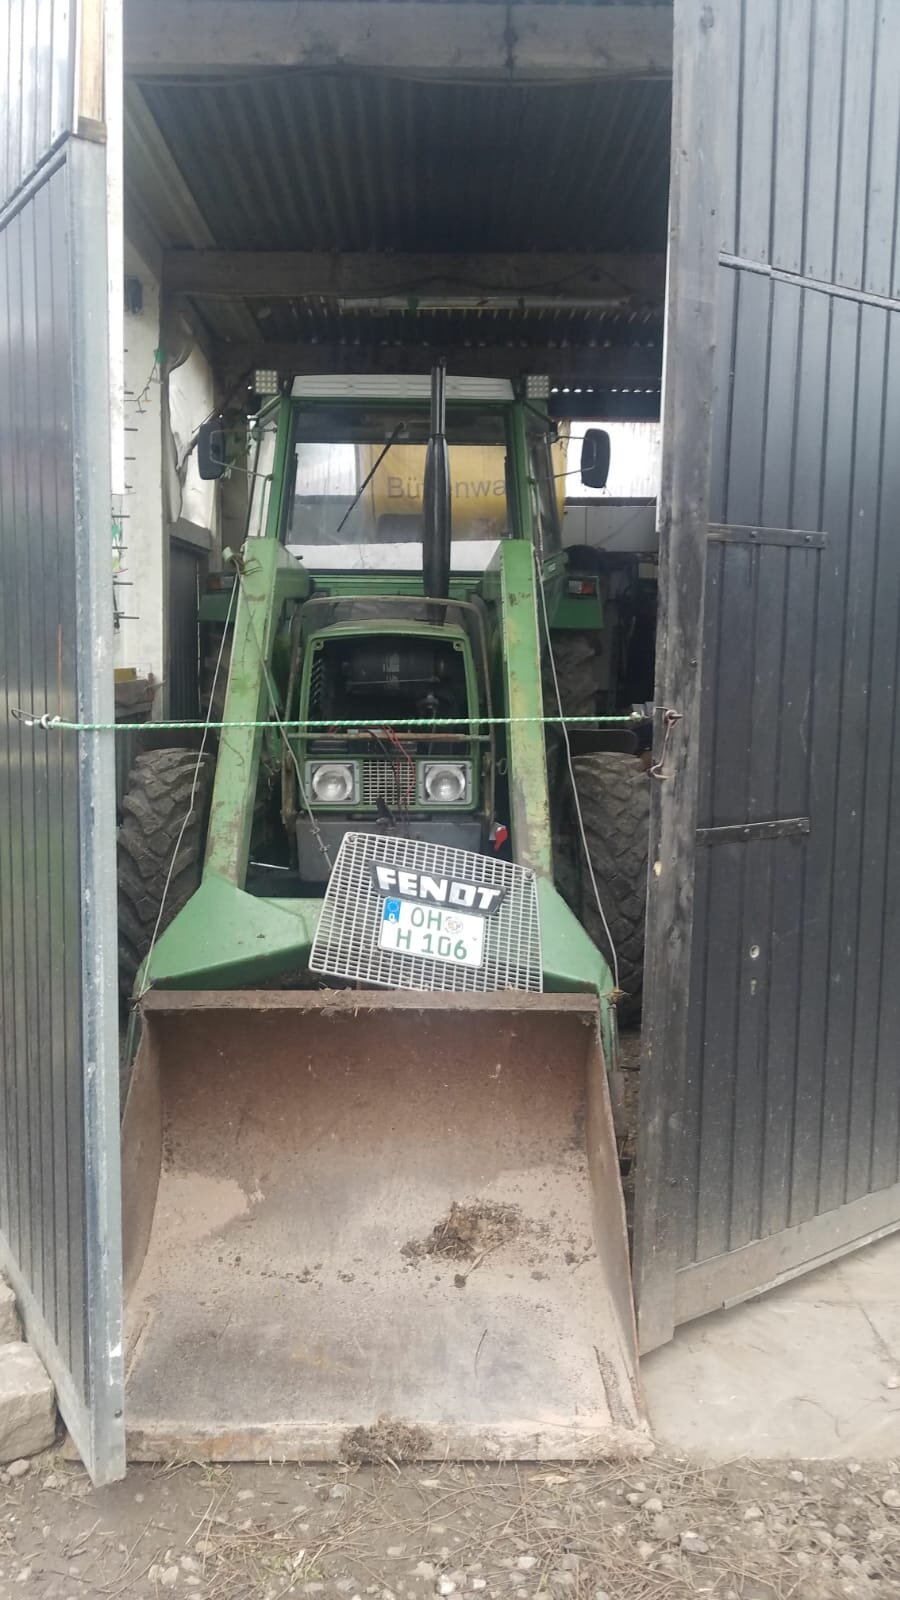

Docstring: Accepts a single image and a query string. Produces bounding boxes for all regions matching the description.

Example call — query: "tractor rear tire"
[117,747,214,997]
[568,752,650,1022]
[543,632,603,720]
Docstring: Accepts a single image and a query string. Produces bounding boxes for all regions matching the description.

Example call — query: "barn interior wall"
[562,502,657,553]
[118,231,226,714]
[118,240,165,701]
[166,346,219,541]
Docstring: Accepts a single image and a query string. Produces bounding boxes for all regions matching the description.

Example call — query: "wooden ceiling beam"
[126,2,673,82]
[164,250,666,311]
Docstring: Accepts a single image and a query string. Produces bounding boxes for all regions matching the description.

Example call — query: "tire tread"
[116,748,213,996]
[569,751,650,1020]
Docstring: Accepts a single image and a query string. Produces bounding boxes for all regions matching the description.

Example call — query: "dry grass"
[137,1459,895,1600]
[340,1420,435,1467]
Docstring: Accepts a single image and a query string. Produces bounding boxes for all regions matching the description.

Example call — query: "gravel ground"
[1,1453,898,1600]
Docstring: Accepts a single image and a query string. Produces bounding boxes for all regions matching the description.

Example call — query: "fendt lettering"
[370,862,506,915]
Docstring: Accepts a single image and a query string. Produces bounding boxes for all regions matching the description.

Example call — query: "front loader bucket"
[122,990,646,1460]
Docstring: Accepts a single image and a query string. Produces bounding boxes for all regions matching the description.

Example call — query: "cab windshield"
[283,403,558,571]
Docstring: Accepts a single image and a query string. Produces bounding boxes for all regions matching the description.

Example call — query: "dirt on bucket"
[402,1200,522,1264]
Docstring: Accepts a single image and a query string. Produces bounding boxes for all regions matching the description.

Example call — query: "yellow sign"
[361,438,567,538]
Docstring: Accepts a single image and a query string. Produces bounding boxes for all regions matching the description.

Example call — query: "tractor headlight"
[419,761,471,806]
[307,761,359,805]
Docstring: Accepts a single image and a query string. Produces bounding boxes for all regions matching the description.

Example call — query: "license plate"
[379,898,486,967]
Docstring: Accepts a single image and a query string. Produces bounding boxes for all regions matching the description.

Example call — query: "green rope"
[12,709,641,734]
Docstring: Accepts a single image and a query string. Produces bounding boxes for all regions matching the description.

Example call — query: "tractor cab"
[279,377,563,571]
[276,377,557,881]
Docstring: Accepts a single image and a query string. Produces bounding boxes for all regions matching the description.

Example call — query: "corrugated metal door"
[0,1,124,1479]
[636,0,900,1352]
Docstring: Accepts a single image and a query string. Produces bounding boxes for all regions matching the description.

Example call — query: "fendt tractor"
[118,369,651,1460]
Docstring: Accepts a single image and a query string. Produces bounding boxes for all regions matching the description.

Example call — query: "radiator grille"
[360,758,417,808]
[310,832,542,993]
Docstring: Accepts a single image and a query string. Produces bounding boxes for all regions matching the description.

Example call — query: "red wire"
[383,725,416,800]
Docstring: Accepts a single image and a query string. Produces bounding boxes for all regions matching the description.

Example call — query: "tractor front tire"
[117,747,214,997]
[568,751,650,1022]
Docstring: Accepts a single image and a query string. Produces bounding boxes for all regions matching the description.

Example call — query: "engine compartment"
[309,633,469,725]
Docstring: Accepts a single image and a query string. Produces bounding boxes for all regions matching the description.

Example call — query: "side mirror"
[580,428,611,490]
[197,416,227,480]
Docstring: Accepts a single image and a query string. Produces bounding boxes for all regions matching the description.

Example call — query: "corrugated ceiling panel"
[132,74,671,255]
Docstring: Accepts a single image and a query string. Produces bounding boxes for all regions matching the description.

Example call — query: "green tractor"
[118,370,650,1461]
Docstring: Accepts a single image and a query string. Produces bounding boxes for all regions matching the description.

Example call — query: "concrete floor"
[642,1231,900,1460]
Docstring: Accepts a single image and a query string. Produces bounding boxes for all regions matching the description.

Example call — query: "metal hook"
[649,708,683,780]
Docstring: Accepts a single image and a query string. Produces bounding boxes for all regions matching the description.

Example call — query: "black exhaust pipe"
[423,361,451,606]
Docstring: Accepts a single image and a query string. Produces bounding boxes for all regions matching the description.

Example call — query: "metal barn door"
[0,1,124,1478]
[636,0,900,1352]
